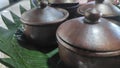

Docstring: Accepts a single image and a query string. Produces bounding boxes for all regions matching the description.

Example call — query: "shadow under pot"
[20,3,69,48]
[77,0,120,22]
[56,9,120,68]
[49,0,81,19]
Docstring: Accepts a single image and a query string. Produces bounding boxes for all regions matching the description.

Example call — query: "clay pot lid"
[57,9,120,52]
[78,0,120,17]
[48,0,79,4]
[21,0,69,25]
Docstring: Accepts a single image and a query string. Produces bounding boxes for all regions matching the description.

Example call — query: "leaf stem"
[46,48,58,58]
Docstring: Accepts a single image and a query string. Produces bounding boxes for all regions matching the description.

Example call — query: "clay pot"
[77,0,120,22]
[56,9,120,68]
[21,1,69,48]
[49,0,81,19]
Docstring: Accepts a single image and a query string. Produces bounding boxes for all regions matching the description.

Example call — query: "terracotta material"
[56,9,120,68]
[21,0,69,47]
[58,43,120,68]
[78,0,120,17]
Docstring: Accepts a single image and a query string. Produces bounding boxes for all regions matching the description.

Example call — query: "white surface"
[0,0,9,9]
[0,0,30,28]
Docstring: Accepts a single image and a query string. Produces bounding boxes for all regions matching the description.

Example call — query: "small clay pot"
[49,0,81,19]
[56,9,120,68]
[77,0,120,22]
[21,1,69,48]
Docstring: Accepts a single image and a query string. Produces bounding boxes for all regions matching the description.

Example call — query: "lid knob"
[84,8,101,24]
[32,0,49,8]
[95,0,104,3]
[40,0,48,9]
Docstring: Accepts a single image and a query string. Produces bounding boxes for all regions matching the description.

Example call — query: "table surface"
[0,0,9,10]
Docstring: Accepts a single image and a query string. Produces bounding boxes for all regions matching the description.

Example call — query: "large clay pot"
[21,0,69,48]
[56,9,120,68]
[77,0,120,22]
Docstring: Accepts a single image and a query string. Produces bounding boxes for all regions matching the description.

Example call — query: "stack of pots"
[21,0,120,68]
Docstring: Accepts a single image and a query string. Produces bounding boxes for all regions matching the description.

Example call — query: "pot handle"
[84,8,101,24]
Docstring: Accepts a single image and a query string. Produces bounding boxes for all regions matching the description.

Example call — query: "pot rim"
[50,3,80,9]
[21,7,69,26]
[49,0,79,4]
[57,34,120,57]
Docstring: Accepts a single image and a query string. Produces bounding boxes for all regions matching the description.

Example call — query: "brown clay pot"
[49,0,81,19]
[56,9,120,68]
[77,0,120,22]
[21,1,69,48]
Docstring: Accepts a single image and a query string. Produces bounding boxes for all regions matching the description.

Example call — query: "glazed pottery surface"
[56,9,120,68]
[21,1,69,47]
[78,0,120,17]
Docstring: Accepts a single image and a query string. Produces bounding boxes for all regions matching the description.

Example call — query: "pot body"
[57,35,120,68]
[51,3,81,19]
[58,43,120,68]
[23,23,62,47]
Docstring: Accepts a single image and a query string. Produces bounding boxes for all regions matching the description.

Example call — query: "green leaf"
[19,5,27,14]
[1,15,16,30]
[30,0,35,9]
[0,39,48,68]
[10,11,22,27]
[46,48,58,58]
[0,58,15,68]
[0,13,49,68]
